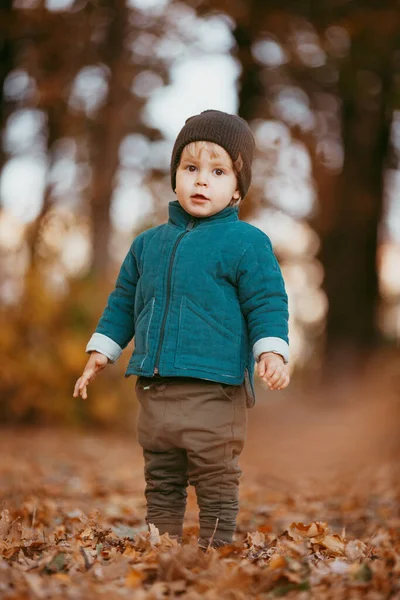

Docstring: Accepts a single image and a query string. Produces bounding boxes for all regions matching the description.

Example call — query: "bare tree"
[0,0,14,186]
[319,12,396,367]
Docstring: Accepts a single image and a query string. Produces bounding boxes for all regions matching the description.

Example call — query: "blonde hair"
[180,141,242,205]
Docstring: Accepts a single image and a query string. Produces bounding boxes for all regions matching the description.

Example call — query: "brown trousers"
[135,376,248,542]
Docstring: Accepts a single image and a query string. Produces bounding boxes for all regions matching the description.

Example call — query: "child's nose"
[195,171,208,185]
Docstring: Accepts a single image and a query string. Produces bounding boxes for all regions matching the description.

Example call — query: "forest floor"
[1,355,400,599]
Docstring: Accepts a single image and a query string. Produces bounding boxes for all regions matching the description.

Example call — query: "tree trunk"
[319,31,392,370]
[90,0,130,279]
[0,0,14,186]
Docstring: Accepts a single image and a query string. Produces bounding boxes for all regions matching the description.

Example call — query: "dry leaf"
[246,531,266,548]
[288,522,329,541]
[319,534,345,556]
[268,553,287,570]
[345,539,368,561]
[125,568,146,588]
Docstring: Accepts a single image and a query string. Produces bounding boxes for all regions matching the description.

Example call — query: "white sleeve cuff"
[253,337,289,364]
[86,333,123,363]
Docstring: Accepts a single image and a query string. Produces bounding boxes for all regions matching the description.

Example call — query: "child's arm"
[73,242,139,398]
[86,243,139,360]
[237,233,290,391]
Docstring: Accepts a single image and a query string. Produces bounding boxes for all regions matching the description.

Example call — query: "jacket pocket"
[131,298,155,369]
[174,296,242,378]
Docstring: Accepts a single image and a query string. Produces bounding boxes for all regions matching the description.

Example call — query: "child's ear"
[230,189,241,207]
[233,189,240,201]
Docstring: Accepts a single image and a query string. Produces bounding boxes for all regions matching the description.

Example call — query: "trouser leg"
[142,447,188,537]
[135,376,247,541]
[183,382,248,543]
[188,443,243,542]
[136,377,189,537]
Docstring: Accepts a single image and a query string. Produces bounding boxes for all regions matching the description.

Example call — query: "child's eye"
[214,168,225,176]
[186,165,197,172]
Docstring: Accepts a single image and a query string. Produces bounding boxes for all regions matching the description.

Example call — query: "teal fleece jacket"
[86,201,289,396]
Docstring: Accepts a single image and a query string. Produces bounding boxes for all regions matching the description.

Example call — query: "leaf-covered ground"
[1,363,400,599]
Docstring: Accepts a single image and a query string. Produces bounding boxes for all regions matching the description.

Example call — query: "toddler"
[73,110,290,549]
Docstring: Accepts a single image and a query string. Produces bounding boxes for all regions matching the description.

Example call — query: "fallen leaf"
[319,534,345,556]
[268,554,287,570]
[345,539,368,561]
[288,522,329,541]
[125,567,146,588]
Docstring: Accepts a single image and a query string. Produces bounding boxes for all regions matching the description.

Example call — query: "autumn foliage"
[1,427,400,599]
[0,270,137,428]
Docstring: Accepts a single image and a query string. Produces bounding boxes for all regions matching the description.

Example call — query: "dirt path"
[1,367,399,519]
[1,367,400,598]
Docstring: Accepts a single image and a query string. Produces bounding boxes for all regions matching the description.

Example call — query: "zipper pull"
[154,367,159,375]
[186,219,195,231]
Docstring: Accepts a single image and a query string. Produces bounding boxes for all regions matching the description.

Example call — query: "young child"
[73,109,290,549]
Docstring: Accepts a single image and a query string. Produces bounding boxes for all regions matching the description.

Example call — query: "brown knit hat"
[170,109,256,199]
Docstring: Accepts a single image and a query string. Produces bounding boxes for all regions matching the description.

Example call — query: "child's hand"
[257,352,290,391]
[73,352,109,399]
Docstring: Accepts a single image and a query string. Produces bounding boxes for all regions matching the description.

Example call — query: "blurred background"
[1,0,400,433]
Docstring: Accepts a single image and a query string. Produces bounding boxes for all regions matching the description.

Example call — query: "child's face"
[175,142,240,218]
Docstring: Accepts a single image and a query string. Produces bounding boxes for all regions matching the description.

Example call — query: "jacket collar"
[168,201,239,229]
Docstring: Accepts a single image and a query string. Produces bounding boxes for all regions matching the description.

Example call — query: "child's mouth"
[191,194,209,202]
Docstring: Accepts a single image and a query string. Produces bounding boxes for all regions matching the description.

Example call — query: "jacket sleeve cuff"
[86,333,123,363]
[253,337,289,364]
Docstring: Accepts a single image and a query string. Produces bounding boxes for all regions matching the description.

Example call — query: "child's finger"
[270,374,286,390]
[267,369,283,386]
[257,360,266,377]
[265,363,277,380]
[79,376,91,394]
[73,370,93,398]
[262,376,277,390]
[79,374,92,397]
[275,374,290,391]
[81,368,95,386]
[278,375,290,390]
[73,377,85,397]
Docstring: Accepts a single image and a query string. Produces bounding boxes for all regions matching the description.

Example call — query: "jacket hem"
[125,366,244,386]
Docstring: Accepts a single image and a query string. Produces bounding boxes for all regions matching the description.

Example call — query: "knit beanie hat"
[170,109,256,199]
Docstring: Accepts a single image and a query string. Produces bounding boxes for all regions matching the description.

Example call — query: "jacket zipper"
[153,218,196,374]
